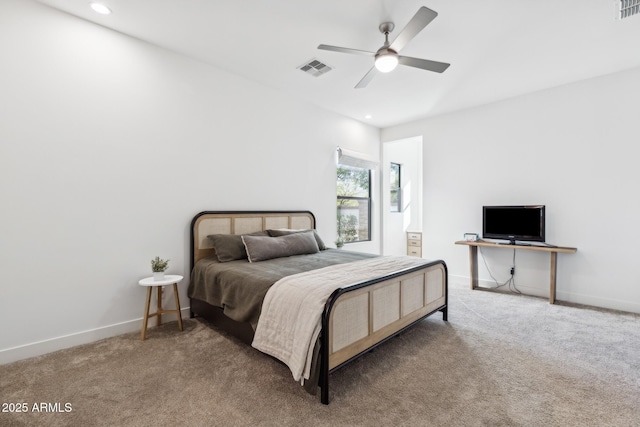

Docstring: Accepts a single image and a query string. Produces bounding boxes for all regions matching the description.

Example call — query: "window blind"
[336,147,379,170]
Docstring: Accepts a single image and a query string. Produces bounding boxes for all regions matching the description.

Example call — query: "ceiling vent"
[298,59,333,77]
[619,0,640,19]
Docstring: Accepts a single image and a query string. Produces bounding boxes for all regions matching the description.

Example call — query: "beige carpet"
[1,283,639,427]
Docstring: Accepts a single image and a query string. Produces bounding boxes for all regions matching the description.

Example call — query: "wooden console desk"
[455,240,577,304]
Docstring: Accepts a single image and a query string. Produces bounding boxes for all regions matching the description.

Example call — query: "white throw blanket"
[251,255,429,382]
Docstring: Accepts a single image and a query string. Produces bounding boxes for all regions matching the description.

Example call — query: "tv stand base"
[455,240,577,304]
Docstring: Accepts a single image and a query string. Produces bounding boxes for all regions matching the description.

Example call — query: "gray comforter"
[188,249,376,329]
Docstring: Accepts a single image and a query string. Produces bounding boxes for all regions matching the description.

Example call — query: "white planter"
[153,272,165,281]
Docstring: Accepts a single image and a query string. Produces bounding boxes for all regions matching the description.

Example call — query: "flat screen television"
[482,205,545,244]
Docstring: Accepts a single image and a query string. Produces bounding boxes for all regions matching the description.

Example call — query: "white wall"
[0,0,380,363]
[382,66,640,313]
[382,137,422,255]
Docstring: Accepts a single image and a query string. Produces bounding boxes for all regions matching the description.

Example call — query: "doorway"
[382,136,423,255]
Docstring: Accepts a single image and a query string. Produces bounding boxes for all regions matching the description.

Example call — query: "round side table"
[138,274,184,340]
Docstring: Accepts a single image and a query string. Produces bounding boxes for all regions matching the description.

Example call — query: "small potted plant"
[151,256,169,281]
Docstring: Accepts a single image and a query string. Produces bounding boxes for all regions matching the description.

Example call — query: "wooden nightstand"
[407,231,422,257]
[138,275,184,340]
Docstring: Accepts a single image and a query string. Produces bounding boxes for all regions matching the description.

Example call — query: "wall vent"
[298,59,333,77]
[619,0,640,19]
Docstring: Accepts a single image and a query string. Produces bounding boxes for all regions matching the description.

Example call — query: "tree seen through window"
[337,165,371,243]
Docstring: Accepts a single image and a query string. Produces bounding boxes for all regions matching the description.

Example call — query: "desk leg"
[141,287,152,341]
[173,283,183,331]
[469,246,479,290]
[157,286,163,326]
[549,252,558,304]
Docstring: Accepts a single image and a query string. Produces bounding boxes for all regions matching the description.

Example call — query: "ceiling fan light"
[375,54,398,73]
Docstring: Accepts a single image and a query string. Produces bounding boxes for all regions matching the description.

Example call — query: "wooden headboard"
[190,211,316,268]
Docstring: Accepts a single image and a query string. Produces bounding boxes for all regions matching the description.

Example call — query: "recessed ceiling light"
[90,2,112,15]
[365,114,372,119]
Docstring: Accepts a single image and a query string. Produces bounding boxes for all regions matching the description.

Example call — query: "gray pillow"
[207,231,269,262]
[242,231,319,262]
[267,228,327,250]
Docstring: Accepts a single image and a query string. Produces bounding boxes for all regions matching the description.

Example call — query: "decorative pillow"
[267,228,327,250]
[242,231,319,262]
[207,231,269,262]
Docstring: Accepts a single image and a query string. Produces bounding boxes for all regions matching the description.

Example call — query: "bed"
[189,210,448,404]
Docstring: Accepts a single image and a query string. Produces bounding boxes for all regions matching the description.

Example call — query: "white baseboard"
[448,274,640,314]
[448,274,548,297]
[0,307,191,365]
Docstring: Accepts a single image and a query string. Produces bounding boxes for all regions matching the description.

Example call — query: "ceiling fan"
[318,6,450,88]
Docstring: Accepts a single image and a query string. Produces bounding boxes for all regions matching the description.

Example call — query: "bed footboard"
[320,259,448,404]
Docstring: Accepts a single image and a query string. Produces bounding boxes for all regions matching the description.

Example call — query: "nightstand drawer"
[407,232,422,241]
[407,247,421,257]
[407,231,422,257]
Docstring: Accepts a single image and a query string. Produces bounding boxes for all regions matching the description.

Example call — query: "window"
[390,163,401,212]
[337,165,371,243]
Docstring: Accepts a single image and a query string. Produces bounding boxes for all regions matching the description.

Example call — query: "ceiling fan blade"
[317,44,375,56]
[398,55,450,73]
[355,66,377,88]
[389,7,438,52]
